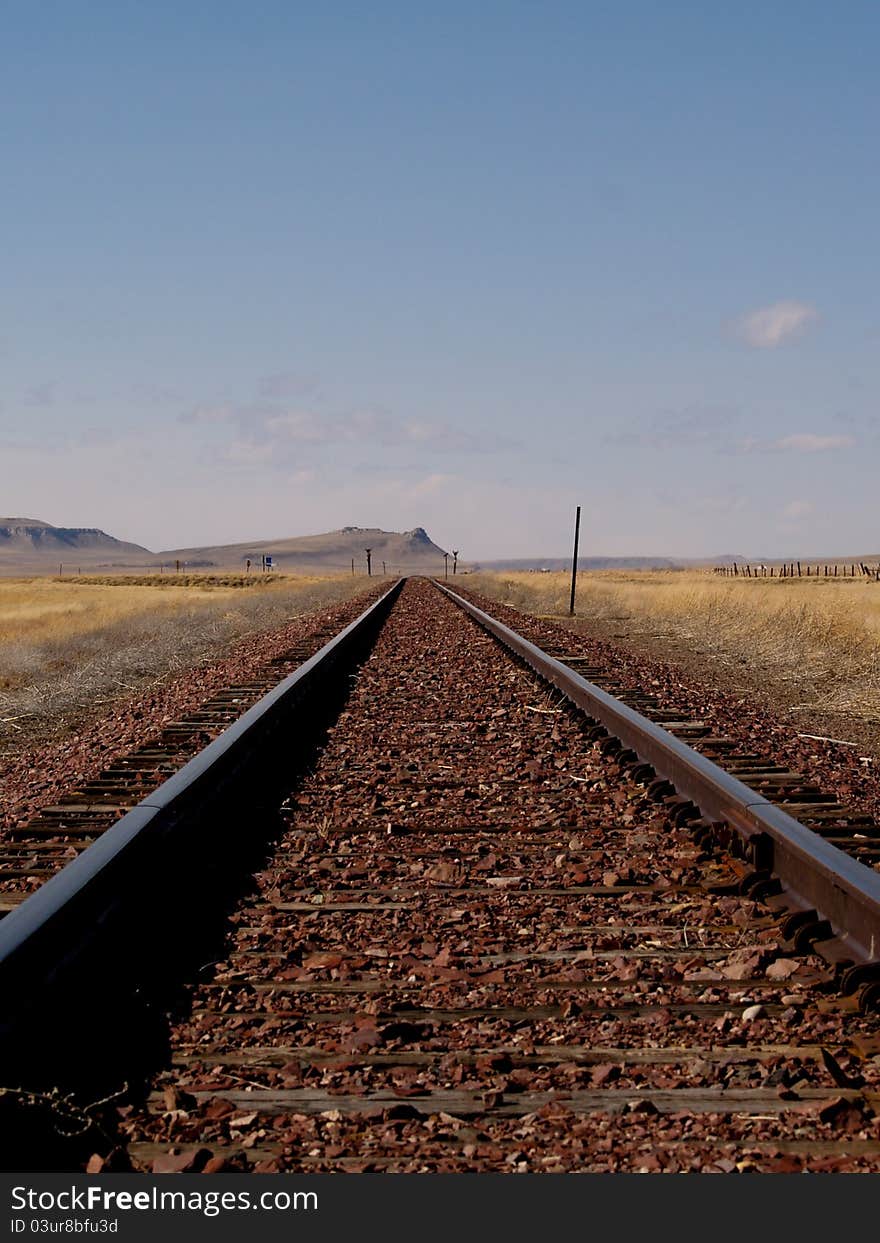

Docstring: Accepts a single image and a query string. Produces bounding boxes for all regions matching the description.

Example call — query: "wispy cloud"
[129,382,183,406]
[605,404,738,449]
[365,471,459,508]
[736,432,854,454]
[774,433,853,452]
[1,426,145,454]
[222,440,276,465]
[264,408,509,452]
[183,392,515,463]
[407,472,454,499]
[182,404,240,425]
[264,410,336,443]
[655,487,747,516]
[24,382,56,407]
[734,301,819,349]
[258,372,318,400]
[832,410,880,436]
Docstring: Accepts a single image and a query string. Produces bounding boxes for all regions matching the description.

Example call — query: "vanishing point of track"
[2,578,880,1172]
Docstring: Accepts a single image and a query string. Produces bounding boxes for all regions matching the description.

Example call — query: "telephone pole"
[452,549,459,575]
[443,552,449,580]
[569,505,581,616]
[365,547,372,576]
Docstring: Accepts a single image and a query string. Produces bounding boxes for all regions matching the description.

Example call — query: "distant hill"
[0,518,152,572]
[0,520,451,576]
[155,526,449,574]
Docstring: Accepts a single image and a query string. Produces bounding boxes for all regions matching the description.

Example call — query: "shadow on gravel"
[0,586,401,1170]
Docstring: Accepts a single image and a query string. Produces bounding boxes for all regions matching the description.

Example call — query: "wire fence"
[714,562,880,580]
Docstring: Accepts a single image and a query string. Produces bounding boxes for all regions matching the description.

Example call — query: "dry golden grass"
[0,575,354,650]
[0,574,370,743]
[468,570,880,724]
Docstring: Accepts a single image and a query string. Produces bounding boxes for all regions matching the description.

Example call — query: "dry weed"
[0,575,368,745]
[468,571,880,723]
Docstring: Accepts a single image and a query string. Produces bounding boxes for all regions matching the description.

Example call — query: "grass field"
[467,570,880,727]
[0,575,363,661]
[0,574,369,745]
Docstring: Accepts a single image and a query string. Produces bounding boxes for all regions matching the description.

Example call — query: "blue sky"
[2,2,878,557]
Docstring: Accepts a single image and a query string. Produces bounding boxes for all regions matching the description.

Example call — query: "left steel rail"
[0,579,404,1058]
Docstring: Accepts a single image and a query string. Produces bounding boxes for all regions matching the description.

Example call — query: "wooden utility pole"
[382,561,386,575]
[444,552,449,580]
[365,548,372,576]
[452,550,459,575]
[569,505,581,616]
[351,558,355,575]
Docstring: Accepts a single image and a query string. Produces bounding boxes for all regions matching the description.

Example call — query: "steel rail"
[437,581,880,970]
[0,579,405,1052]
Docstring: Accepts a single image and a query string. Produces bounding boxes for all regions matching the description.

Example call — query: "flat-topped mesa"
[0,520,447,573]
[0,524,138,546]
[0,521,153,569]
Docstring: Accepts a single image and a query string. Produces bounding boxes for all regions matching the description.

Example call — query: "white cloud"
[181,374,518,460]
[782,500,813,520]
[24,382,56,407]
[183,404,237,425]
[222,440,275,465]
[606,404,738,449]
[736,431,854,454]
[408,472,454,499]
[264,411,332,443]
[774,433,853,452]
[258,372,318,400]
[129,382,182,406]
[185,400,515,461]
[735,301,819,349]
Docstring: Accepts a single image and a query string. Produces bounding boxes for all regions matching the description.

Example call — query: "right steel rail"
[437,581,880,973]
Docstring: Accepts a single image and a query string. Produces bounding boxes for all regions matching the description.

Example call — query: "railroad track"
[0,587,388,910]
[2,578,880,1172]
